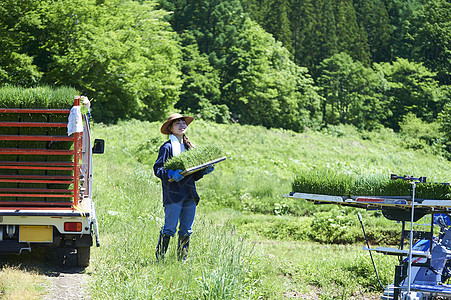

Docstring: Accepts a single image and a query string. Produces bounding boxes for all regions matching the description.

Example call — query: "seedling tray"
[168,156,226,182]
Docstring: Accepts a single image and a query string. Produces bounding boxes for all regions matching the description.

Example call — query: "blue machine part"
[403,239,431,263]
[434,214,451,227]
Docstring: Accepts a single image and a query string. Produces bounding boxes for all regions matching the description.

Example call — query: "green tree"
[384,0,424,59]
[222,19,321,131]
[354,0,393,62]
[332,0,371,66]
[374,58,443,130]
[438,87,451,156]
[0,0,42,85]
[0,0,181,122]
[289,0,317,66]
[175,33,227,123]
[405,0,451,85]
[399,112,442,150]
[40,0,182,122]
[317,52,390,129]
[265,0,293,53]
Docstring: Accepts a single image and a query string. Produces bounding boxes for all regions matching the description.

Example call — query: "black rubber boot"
[177,234,190,261]
[155,232,171,262]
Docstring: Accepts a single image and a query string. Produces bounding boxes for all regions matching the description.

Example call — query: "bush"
[399,113,442,152]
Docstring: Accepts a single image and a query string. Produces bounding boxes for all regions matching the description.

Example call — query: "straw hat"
[160,113,194,134]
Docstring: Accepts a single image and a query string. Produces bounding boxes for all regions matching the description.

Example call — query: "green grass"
[88,119,451,298]
[0,266,46,299]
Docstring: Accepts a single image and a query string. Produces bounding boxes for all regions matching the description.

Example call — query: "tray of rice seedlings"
[164,145,226,180]
[0,85,76,109]
[0,85,78,202]
[292,169,451,200]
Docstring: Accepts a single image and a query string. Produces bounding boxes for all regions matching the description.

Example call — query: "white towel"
[170,134,185,157]
[67,106,83,136]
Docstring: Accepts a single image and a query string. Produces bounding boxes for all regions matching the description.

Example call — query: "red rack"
[0,97,82,209]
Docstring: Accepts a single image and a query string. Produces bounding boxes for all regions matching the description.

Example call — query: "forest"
[0,0,450,153]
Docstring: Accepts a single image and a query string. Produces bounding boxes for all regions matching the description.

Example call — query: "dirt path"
[0,248,90,300]
[43,271,89,300]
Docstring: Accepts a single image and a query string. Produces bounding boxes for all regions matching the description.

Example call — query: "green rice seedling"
[164,145,224,171]
[0,86,79,201]
[0,85,76,108]
[293,169,451,200]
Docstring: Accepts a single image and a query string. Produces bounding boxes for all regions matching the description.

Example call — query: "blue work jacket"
[153,140,204,205]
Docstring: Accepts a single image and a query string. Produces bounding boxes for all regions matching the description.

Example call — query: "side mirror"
[92,139,105,154]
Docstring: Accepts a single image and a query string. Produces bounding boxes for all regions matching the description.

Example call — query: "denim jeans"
[161,199,197,237]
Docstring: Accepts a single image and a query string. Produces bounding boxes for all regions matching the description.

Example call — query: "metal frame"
[0,97,83,209]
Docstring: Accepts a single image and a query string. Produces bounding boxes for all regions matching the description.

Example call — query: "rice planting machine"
[284,175,451,300]
[0,96,104,267]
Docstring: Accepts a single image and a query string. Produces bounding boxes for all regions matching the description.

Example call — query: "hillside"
[87,119,451,299]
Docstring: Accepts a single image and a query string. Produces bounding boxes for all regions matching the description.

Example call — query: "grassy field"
[0,266,45,299]
[84,119,451,299]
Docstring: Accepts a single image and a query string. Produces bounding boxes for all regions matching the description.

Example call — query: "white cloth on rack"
[170,134,186,157]
[67,106,83,136]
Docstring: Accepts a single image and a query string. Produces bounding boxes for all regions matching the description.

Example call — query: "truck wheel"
[77,246,91,267]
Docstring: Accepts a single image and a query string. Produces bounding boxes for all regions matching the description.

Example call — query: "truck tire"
[77,246,91,267]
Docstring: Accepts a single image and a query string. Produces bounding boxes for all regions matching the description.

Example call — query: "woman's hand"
[168,169,184,182]
[203,165,215,175]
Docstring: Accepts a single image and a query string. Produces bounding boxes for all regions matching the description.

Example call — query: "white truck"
[0,96,103,267]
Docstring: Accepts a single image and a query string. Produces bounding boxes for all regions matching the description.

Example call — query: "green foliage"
[0,0,449,134]
[353,0,393,62]
[0,0,42,86]
[405,0,451,85]
[247,0,372,72]
[439,96,451,156]
[0,0,182,123]
[222,18,322,131]
[163,145,224,171]
[399,112,442,150]
[317,52,389,130]
[374,58,443,130]
[175,33,228,123]
[0,85,77,108]
[311,210,359,244]
[163,0,322,132]
[197,223,255,299]
[46,0,183,123]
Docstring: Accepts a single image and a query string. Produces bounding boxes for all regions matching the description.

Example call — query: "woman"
[153,113,214,261]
